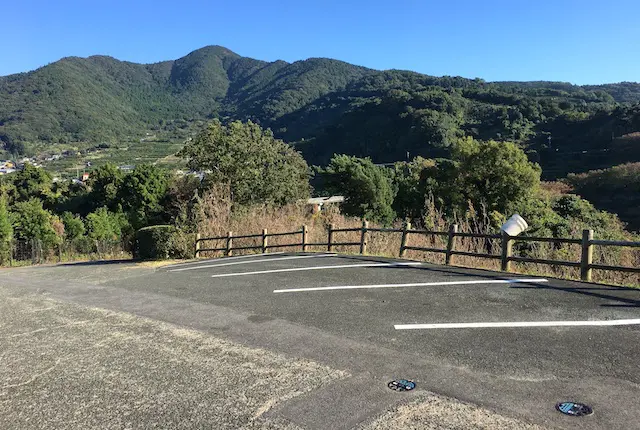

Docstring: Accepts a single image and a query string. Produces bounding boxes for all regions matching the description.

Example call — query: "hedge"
[134,225,177,260]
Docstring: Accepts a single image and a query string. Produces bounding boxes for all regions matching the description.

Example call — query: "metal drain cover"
[556,402,593,417]
[388,379,416,392]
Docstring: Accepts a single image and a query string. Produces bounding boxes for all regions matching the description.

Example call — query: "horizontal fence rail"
[194,222,640,283]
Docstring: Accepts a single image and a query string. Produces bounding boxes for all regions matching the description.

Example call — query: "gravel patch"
[361,393,551,430]
[0,286,345,429]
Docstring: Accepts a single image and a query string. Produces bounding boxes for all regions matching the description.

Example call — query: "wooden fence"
[195,221,640,282]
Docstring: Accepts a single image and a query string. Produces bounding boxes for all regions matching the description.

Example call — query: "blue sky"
[3,0,639,84]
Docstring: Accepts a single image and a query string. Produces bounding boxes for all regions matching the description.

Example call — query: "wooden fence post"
[581,229,594,282]
[302,225,309,252]
[194,233,201,258]
[445,224,458,265]
[328,224,335,252]
[360,220,369,255]
[226,231,233,257]
[399,220,411,258]
[500,231,513,272]
[262,229,268,253]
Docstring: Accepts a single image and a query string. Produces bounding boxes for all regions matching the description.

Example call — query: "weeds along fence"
[4,238,129,267]
[195,221,640,285]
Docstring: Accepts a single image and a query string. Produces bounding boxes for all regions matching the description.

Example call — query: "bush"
[320,155,396,225]
[169,229,197,259]
[0,197,12,264]
[61,212,85,241]
[10,199,60,249]
[72,236,95,254]
[134,225,178,260]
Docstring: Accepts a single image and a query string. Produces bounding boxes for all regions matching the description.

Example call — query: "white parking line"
[169,254,337,272]
[164,252,286,268]
[273,278,548,293]
[394,319,640,330]
[210,262,422,278]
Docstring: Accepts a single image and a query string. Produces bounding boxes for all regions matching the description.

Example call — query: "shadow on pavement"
[334,254,640,308]
[58,259,136,267]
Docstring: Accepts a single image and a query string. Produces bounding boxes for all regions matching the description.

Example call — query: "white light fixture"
[501,214,528,236]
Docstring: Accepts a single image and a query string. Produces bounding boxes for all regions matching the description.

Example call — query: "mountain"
[1,45,640,177]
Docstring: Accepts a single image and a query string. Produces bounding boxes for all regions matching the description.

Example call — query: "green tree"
[178,120,310,206]
[551,195,626,240]
[425,138,541,218]
[452,137,541,214]
[86,207,128,241]
[118,164,169,230]
[392,157,434,219]
[87,163,124,211]
[321,155,396,224]
[163,174,201,228]
[8,163,53,204]
[420,158,468,219]
[61,212,85,241]
[0,196,13,264]
[10,199,59,248]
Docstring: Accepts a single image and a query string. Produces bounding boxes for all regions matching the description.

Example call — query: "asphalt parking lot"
[2,252,640,429]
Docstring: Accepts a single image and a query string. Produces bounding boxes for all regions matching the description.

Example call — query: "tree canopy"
[320,155,396,224]
[179,119,310,206]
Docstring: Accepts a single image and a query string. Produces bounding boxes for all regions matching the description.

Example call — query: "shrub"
[10,199,60,248]
[0,197,12,264]
[169,229,197,259]
[72,236,95,254]
[134,225,178,260]
[86,207,119,240]
[320,155,396,225]
[61,212,85,241]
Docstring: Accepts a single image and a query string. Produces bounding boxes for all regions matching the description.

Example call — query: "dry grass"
[363,393,547,430]
[195,190,640,288]
[7,247,131,268]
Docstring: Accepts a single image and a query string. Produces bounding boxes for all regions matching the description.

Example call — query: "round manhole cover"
[556,402,593,417]
[388,379,416,392]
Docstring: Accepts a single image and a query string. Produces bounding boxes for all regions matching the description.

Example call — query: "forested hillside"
[1,45,640,177]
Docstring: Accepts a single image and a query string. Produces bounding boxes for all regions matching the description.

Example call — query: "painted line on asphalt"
[210,262,422,278]
[273,278,548,293]
[169,253,337,272]
[164,252,286,268]
[394,319,640,330]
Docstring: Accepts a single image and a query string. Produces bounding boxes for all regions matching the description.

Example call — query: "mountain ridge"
[1,45,639,177]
